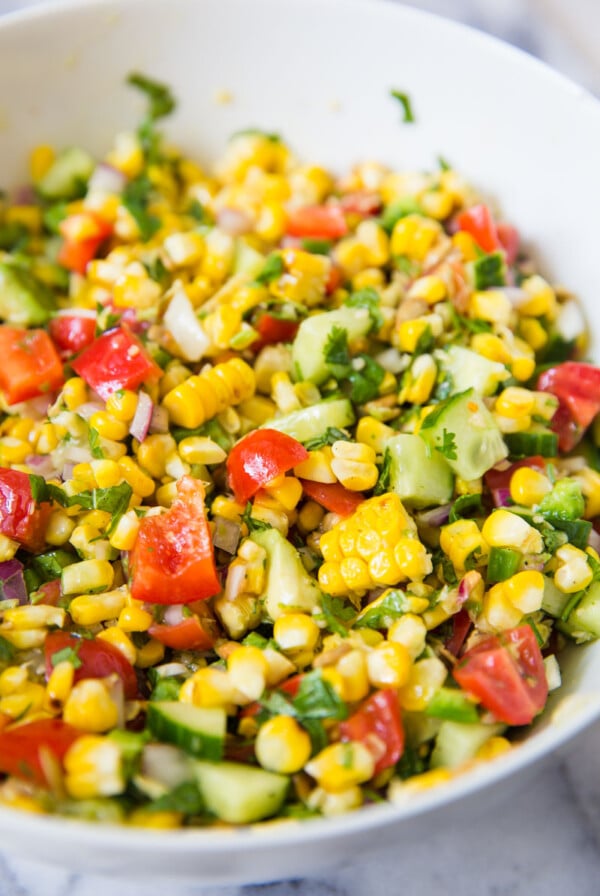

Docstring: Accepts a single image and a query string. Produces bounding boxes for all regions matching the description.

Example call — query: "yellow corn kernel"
[259,475,302,512]
[317,562,348,597]
[88,412,129,442]
[388,613,427,660]
[366,640,411,688]
[519,317,548,351]
[105,390,139,423]
[211,495,246,524]
[30,144,55,182]
[399,656,447,711]
[554,544,593,593]
[407,274,447,305]
[495,387,535,420]
[356,417,395,454]
[389,768,453,800]
[305,742,375,793]
[470,333,512,365]
[481,509,543,554]
[107,131,144,178]
[519,275,557,319]
[62,560,115,598]
[0,534,18,563]
[237,395,277,427]
[307,785,364,817]
[135,638,165,668]
[294,449,336,484]
[0,665,28,696]
[116,456,155,499]
[112,270,162,309]
[42,510,74,547]
[273,613,320,653]
[135,433,175,480]
[270,249,331,307]
[45,659,75,708]
[297,500,325,536]
[35,422,60,455]
[352,268,385,291]
[108,511,140,552]
[117,603,153,633]
[164,231,205,268]
[339,557,372,592]
[255,715,312,774]
[162,358,255,429]
[452,230,480,261]
[69,525,114,562]
[390,214,441,262]
[179,666,236,710]
[64,735,124,799]
[63,679,120,733]
[3,605,65,631]
[336,649,370,702]
[62,377,88,411]
[481,581,524,631]
[440,519,487,573]
[0,438,31,465]
[0,683,46,719]
[397,318,430,354]
[509,467,552,507]
[96,626,137,665]
[88,459,122,490]
[69,588,126,626]
[255,200,286,242]
[420,187,454,220]
[476,736,512,761]
[177,436,226,466]
[128,808,182,828]
[470,290,512,326]
[503,570,545,613]
[227,645,269,702]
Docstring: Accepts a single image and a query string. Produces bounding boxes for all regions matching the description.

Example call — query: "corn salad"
[0,73,597,827]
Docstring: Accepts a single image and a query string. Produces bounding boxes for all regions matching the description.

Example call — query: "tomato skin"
[456,204,502,254]
[49,314,96,355]
[58,213,112,275]
[339,689,404,774]
[325,264,343,295]
[149,614,219,651]
[338,192,382,217]
[286,205,348,240]
[33,578,61,606]
[0,718,81,787]
[0,326,64,405]
[44,631,138,699]
[0,467,52,552]
[444,609,472,658]
[255,314,299,348]
[453,624,548,726]
[130,476,220,605]
[71,326,161,400]
[484,456,548,493]
[537,362,600,452]
[227,430,309,504]
[299,479,365,516]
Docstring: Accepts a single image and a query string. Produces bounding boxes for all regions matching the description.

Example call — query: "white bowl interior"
[0,0,600,883]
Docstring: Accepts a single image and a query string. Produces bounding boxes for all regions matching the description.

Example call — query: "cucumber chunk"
[560,581,600,642]
[0,262,56,326]
[264,398,354,442]
[420,388,508,481]
[37,146,95,200]
[425,688,480,723]
[251,527,322,620]
[385,432,453,508]
[430,720,505,769]
[292,307,371,384]
[438,345,508,397]
[193,760,289,824]
[146,701,226,760]
[505,427,558,458]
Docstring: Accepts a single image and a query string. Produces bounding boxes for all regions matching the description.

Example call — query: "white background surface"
[1,1,600,894]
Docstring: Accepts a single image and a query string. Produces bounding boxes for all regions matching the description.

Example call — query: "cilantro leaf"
[437,429,457,461]
[373,448,392,496]
[51,645,82,670]
[317,592,356,637]
[0,635,15,664]
[187,199,210,223]
[122,175,161,242]
[127,72,176,122]
[390,89,415,123]
[304,427,351,451]
[323,325,351,370]
[144,256,170,287]
[241,502,272,533]
[293,670,348,721]
[354,589,410,629]
[88,427,104,459]
[345,287,384,333]
[347,355,385,404]
[254,253,285,285]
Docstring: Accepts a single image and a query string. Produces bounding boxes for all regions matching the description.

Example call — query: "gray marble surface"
[1,0,600,894]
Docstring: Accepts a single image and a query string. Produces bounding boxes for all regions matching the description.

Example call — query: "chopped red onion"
[212,516,241,554]
[149,405,169,435]
[61,462,75,481]
[75,401,104,421]
[0,559,27,605]
[216,207,252,235]
[457,570,482,607]
[87,162,126,194]
[416,503,452,528]
[588,528,600,553]
[492,487,512,508]
[13,184,38,205]
[25,454,59,480]
[129,391,154,443]
[163,604,186,626]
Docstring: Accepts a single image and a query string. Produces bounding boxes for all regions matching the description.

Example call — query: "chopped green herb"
[373,448,392,496]
[0,635,15,664]
[317,592,356,637]
[304,427,351,450]
[144,256,170,287]
[390,89,415,123]
[241,502,272,533]
[254,253,285,285]
[323,325,351,369]
[51,645,82,670]
[355,589,409,629]
[301,238,332,255]
[148,781,204,815]
[437,429,457,461]
[88,427,104,459]
[449,493,483,523]
[345,287,384,333]
[127,72,176,122]
[122,175,161,242]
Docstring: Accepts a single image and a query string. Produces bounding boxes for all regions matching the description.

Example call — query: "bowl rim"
[0,0,600,859]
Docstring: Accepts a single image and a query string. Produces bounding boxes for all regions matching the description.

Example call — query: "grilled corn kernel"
[45,660,75,707]
[273,613,320,653]
[69,587,126,626]
[89,412,129,442]
[390,214,441,262]
[519,318,548,351]
[305,742,375,792]
[61,377,88,411]
[336,649,370,702]
[554,544,593,593]
[89,459,122,489]
[398,656,447,711]
[62,560,115,597]
[440,519,487,573]
[481,509,543,554]
[481,581,524,631]
[227,645,269,702]
[179,666,236,710]
[0,683,46,719]
[366,640,411,688]
[117,603,153,633]
[135,434,176,480]
[388,613,427,660]
[63,680,120,733]
[509,467,552,507]
[408,274,447,305]
[64,735,124,799]
[117,456,155,498]
[96,627,137,665]
[263,475,303,511]
[178,436,226,466]
[255,715,312,774]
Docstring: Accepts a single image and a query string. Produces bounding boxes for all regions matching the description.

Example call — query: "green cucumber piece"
[430,720,505,769]
[541,574,571,618]
[385,432,453,508]
[251,527,322,620]
[234,240,265,277]
[437,345,508,397]
[146,701,226,760]
[543,516,591,550]
[0,262,56,326]
[559,581,600,642]
[420,388,508,481]
[193,760,289,824]
[486,547,521,583]
[30,548,77,582]
[37,146,95,200]
[425,688,480,723]
[469,252,506,290]
[264,398,354,442]
[292,307,371,384]
[504,428,558,458]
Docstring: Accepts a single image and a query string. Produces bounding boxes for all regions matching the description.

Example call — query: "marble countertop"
[0,1,599,894]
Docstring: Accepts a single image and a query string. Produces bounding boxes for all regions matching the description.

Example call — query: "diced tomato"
[456,204,502,254]
[149,612,219,651]
[58,212,112,275]
[44,631,138,699]
[453,624,548,726]
[338,192,382,217]
[254,313,299,348]
[325,264,343,295]
[496,222,520,265]
[299,479,365,516]
[538,362,600,452]
[0,467,52,552]
[227,430,309,504]
[0,718,81,787]
[286,205,348,240]
[339,689,404,774]
[0,326,64,405]
[33,578,61,606]
[71,325,161,400]
[484,456,548,493]
[444,609,472,658]
[130,476,220,605]
[49,313,97,355]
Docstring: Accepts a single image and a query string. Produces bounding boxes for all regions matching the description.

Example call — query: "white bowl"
[1,0,600,884]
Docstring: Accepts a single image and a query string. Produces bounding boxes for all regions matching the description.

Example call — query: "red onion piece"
[216,207,252,235]
[0,559,27,605]
[61,462,75,482]
[25,454,60,480]
[212,516,241,554]
[457,570,483,606]
[129,392,154,443]
[76,401,104,421]
[416,503,452,528]
[87,163,127,194]
[588,528,600,553]
[492,487,512,508]
[149,405,169,435]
